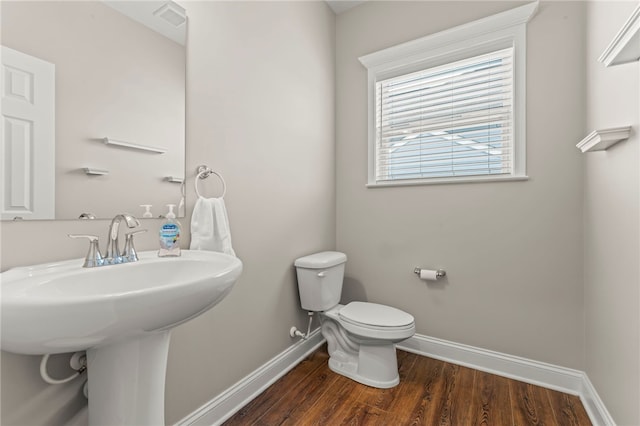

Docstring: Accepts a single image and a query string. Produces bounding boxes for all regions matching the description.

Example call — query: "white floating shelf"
[598,4,640,67]
[83,167,109,176]
[164,176,184,183]
[576,126,631,153]
[103,137,167,154]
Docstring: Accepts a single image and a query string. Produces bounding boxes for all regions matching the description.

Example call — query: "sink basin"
[1,250,242,354]
[1,250,242,425]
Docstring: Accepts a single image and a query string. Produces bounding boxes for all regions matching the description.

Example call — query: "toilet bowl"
[294,252,415,388]
[321,302,415,388]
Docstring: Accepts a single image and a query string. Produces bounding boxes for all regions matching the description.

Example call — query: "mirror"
[1,1,186,220]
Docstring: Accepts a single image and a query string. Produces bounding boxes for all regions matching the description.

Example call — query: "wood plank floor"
[224,345,592,426]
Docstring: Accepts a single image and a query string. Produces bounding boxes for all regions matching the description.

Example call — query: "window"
[359,2,537,186]
[376,48,514,181]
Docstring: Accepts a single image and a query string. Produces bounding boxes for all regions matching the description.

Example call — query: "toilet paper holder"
[413,267,447,279]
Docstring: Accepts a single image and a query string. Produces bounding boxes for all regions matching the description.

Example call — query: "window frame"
[359,2,538,187]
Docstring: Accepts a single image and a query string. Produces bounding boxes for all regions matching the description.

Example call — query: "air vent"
[153,2,186,28]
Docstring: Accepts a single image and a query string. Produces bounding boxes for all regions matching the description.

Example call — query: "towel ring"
[195,165,226,198]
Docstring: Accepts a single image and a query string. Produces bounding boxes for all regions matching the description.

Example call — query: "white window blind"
[375,47,514,183]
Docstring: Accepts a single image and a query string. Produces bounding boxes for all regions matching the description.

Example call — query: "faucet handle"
[123,229,147,262]
[68,234,104,268]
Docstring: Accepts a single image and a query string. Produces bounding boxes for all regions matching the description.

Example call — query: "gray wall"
[584,2,640,425]
[0,1,336,424]
[166,1,335,423]
[335,1,586,369]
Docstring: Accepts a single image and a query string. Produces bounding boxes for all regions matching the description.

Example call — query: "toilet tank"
[294,251,347,312]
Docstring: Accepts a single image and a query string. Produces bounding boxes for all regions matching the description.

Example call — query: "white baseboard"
[176,331,614,426]
[397,334,615,426]
[175,329,325,426]
[397,335,584,395]
[579,374,617,426]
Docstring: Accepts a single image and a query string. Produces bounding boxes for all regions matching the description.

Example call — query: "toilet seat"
[340,302,414,328]
[324,302,415,341]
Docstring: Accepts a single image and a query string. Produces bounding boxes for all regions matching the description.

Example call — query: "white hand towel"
[190,196,236,256]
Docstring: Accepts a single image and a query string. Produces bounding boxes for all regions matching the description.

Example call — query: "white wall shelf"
[598,4,640,67]
[103,137,167,154]
[164,176,184,183]
[576,126,631,153]
[83,167,109,176]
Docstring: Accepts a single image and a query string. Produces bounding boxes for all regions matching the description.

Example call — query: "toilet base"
[321,316,401,388]
[327,343,400,388]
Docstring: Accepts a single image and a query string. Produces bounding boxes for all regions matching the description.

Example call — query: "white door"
[1,46,55,220]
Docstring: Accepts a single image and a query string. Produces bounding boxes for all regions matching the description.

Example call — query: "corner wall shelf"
[598,4,640,67]
[576,126,631,153]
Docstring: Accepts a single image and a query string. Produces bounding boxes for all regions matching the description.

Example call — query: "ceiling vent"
[153,2,186,28]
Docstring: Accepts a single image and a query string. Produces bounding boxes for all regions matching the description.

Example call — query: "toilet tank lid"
[294,251,347,269]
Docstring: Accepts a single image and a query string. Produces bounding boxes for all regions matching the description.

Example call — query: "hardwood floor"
[223,345,592,426]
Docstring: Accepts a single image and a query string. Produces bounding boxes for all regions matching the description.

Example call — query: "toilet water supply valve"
[290,312,315,340]
[40,352,87,385]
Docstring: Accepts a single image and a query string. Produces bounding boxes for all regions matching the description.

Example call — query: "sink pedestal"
[86,331,171,425]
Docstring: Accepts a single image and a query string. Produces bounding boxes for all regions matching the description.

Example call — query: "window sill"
[366,175,529,188]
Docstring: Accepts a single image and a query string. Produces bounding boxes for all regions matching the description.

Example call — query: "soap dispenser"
[158,204,181,257]
[140,205,153,218]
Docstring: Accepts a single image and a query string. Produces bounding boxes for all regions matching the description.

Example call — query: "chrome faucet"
[105,214,141,264]
[69,213,146,268]
[68,234,104,267]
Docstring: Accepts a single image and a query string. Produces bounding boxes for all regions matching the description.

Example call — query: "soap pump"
[158,204,181,257]
[140,204,153,218]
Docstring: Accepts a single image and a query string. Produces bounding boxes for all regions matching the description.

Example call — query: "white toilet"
[294,251,415,388]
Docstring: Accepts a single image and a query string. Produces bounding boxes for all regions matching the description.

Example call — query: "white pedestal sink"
[1,250,242,425]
